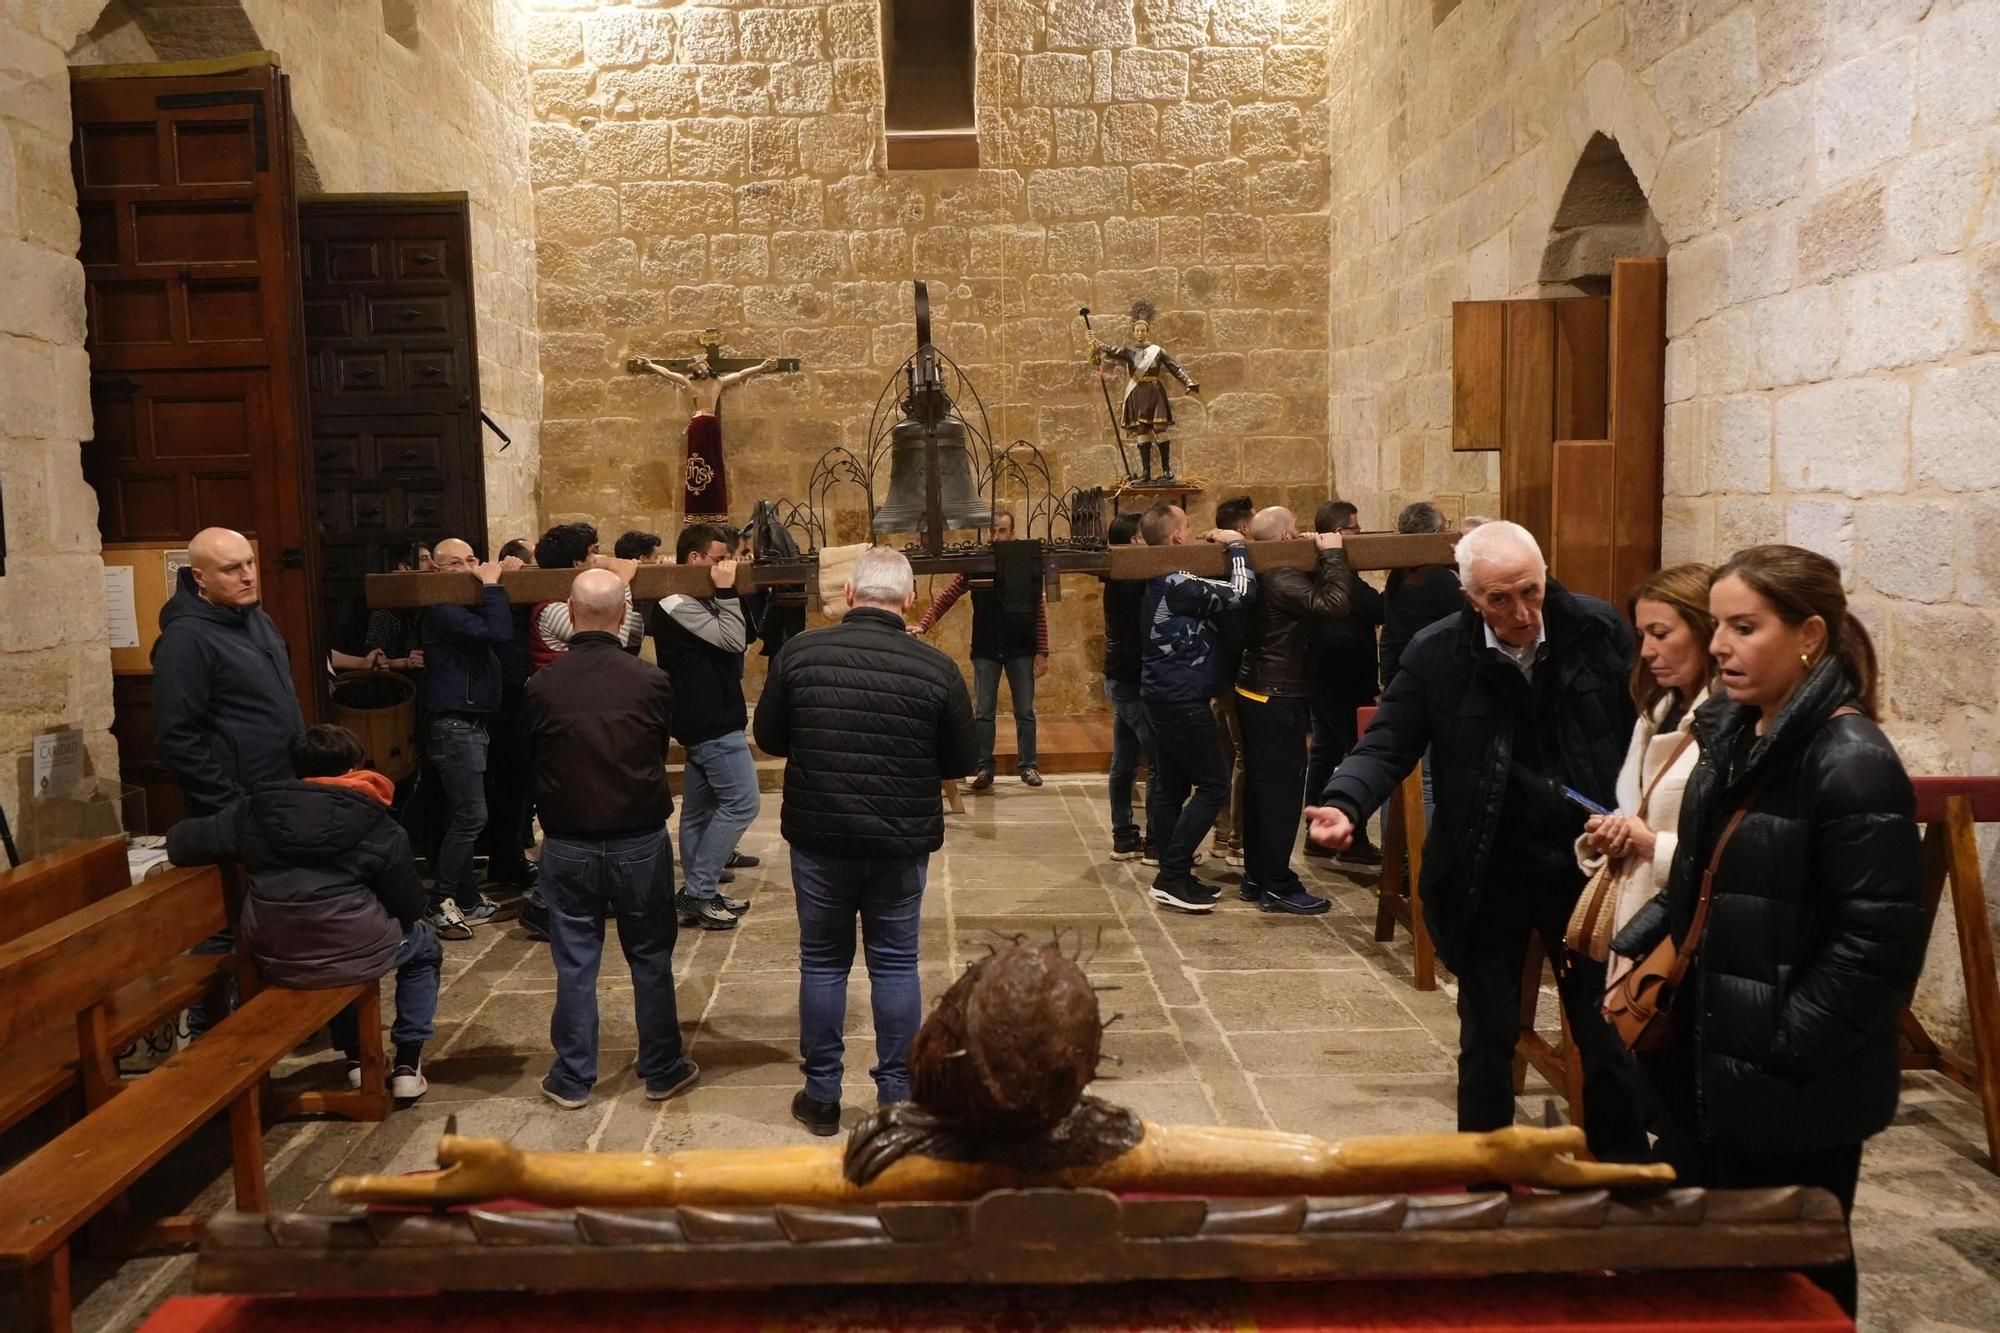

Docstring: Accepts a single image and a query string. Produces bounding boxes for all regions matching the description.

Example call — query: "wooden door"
[299,197,486,652]
[71,57,318,829]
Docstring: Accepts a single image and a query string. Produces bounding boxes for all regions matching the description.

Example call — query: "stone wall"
[1325,0,2000,1035]
[0,0,541,830]
[523,0,1334,714]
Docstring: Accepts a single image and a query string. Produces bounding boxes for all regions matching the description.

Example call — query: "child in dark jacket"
[166,724,441,1102]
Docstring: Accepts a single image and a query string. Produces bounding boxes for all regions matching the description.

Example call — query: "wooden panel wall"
[1608,258,1667,602]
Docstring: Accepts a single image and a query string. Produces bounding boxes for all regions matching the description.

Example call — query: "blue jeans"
[972,655,1037,771]
[1104,676,1152,844]
[790,847,926,1104]
[679,732,761,900]
[332,920,443,1054]
[426,715,489,910]
[540,829,686,1099]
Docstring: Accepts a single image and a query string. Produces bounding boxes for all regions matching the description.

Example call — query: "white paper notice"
[164,548,191,585]
[103,564,140,649]
[33,730,85,798]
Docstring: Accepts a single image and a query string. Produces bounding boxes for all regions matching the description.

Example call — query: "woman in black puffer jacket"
[1612,545,1928,1318]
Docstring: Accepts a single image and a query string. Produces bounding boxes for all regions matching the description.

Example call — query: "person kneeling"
[166,724,440,1103]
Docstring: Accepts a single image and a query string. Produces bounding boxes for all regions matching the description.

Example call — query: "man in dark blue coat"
[1305,521,1648,1163]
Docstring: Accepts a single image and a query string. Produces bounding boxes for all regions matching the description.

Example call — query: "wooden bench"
[0,857,387,1332]
[1356,707,1436,991]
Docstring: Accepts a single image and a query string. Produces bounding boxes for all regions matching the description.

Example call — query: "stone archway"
[1540,132,1665,296]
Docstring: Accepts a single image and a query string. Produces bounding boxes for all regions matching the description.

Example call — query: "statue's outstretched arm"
[628,356,693,392]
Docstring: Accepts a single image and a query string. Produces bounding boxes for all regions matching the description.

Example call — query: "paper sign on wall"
[32,730,85,798]
[103,564,139,649]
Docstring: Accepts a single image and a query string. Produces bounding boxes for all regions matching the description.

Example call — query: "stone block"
[1021,52,1093,105]
[1954,495,2000,607]
[1649,8,1760,135]
[1045,222,1102,272]
[1104,216,1159,266]
[532,69,597,120]
[798,114,873,175]
[586,121,675,181]
[850,228,910,277]
[541,236,638,288]
[826,2,879,58]
[1886,604,2000,725]
[1709,392,1774,493]
[678,7,737,63]
[1190,47,1262,101]
[911,225,969,275]
[1191,159,1251,210]
[1754,0,1827,87]
[533,184,618,241]
[1046,0,1137,49]
[1798,179,1884,281]
[1858,501,1956,602]
[1775,378,1910,495]
[1130,162,1191,212]
[827,175,922,227]
[1052,109,1100,164]
[982,106,1055,167]
[1839,259,1970,374]
[1914,354,2000,491]
[1027,167,1127,220]
[601,67,698,119]
[1162,101,1233,159]
[1917,0,2000,138]
[1233,264,1300,306]
[710,234,770,282]
[1112,48,1189,102]
[1102,103,1160,162]
[1248,159,1327,213]
[1715,495,1784,554]
[1884,138,1988,264]
[771,230,849,282]
[935,170,1025,223]
[743,283,829,325]
[740,9,823,63]
[831,57,884,110]
[1786,497,1856,574]
[1814,38,1914,186]
[582,8,675,68]
[1749,283,1842,387]
[1203,212,1264,262]
[520,14,584,67]
[621,181,734,233]
[770,61,834,113]
[1232,102,1302,159]
[666,284,745,327]
[1627,0,1690,68]
[1263,45,1326,101]
[1662,497,1717,565]
[0,239,82,345]
[1666,231,1730,337]
[1723,83,1811,219]
[1212,0,1282,47]
[539,331,611,375]
[528,123,586,183]
[700,64,770,116]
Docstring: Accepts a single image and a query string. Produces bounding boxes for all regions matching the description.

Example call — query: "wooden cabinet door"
[72,59,319,828]
[299,197,486,652]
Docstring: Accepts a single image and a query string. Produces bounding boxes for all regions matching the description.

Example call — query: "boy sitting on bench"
[167,724,441,1102]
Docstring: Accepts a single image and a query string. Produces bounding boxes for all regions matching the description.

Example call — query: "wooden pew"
[0,864,384,1332]
[1355,707,1435,991]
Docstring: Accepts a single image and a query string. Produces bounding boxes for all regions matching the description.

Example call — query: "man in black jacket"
[167,725,440,1102]
[753,547,977,1136]
[1099,512,1151,860]
[1304,501,1385,866]
[649,522,759,932]
[152,527,305,817]
[524,569,696,1111]
[1305,521,1648,1163]
[1235,507,1351,915]
[420,538,520,936]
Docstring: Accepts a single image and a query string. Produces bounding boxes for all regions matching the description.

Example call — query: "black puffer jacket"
[166,775,422,989]
[1316,581,1634,969]
[1612,659,1926,1154]
[1237,547,1353,698]
[752,607,978,859]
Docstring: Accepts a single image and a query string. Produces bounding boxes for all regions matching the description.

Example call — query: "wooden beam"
[366,564,728,609]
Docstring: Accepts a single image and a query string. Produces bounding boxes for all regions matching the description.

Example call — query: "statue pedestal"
[1107,479,1205,515]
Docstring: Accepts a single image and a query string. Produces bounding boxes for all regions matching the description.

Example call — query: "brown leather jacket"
[1236,548,1353,698]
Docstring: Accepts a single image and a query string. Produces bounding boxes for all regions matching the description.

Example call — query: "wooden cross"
[627,327,801,379]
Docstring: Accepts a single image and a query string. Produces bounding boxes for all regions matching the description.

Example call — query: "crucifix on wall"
[628,329,802,522]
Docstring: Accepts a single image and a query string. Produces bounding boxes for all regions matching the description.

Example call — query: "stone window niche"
[382,0,419,51]
[1540,133,1665,297]
[882,0,978,170]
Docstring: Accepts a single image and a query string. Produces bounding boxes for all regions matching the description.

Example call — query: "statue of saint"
[1084,300,1199,483]
[628,351,785,521]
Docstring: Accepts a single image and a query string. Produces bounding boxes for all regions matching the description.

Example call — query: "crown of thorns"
[1128,300,1157,324]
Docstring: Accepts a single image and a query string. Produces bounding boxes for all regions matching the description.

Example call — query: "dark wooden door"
[71,58,318,829]
[298,197,485,652]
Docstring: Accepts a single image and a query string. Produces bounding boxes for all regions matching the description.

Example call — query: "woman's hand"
[1585,814,1656,860]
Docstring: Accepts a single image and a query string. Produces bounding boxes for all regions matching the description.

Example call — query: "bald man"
[523,567,694,1109]
[420,537,519,936]
[153,527,305,814]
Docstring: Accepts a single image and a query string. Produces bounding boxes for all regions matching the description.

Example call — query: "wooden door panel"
[1551,440,1618,603]
[1499,302,1556,551]
[1609,258,1667,600]
[1451,301,1505,452]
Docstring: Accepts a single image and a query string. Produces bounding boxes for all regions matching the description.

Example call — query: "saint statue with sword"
[1080,301,1200,483]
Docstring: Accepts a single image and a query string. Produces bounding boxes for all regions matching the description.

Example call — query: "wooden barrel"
[330,670,419,782]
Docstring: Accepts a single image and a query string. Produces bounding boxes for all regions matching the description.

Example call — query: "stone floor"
[17,778,2000,1331]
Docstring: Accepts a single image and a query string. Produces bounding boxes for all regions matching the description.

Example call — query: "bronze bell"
[871,367,992,537]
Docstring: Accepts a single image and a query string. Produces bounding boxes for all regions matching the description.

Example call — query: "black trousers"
[1305,691,1363,812]
[1144,698,1230,877]
[1656,1126,1864,1316]
[1452,873,1651,1165]
[1237,692,1311,897]
[480,680,535,874]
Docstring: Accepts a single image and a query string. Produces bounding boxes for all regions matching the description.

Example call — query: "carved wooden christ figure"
[628,330,799,522]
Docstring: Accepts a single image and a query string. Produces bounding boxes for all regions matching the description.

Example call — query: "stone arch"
[70,0,324,191]
[1540,132,1665,295]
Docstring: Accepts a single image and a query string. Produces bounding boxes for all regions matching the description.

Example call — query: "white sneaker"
[429,898,474,940]
[391,1064,428,1102]
[346,1060,363,1090]
[1140,847,1206,869]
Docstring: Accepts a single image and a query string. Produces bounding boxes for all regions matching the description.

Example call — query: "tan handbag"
[1564,730,1695,963]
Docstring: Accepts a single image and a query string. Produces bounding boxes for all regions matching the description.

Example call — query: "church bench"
[0,836,132,944]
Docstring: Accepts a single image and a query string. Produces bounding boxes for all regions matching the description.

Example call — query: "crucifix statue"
[628,328,801,522]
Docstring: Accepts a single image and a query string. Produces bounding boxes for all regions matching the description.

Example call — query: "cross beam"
[364,532,1459,610]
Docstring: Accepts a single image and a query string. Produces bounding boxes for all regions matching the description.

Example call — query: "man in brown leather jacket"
[1234,507,1352,913]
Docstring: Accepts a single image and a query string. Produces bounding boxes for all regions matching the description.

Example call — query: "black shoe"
[1338,841,1385,868]
[488,859,539,890]
[792,1089,842,1137]
[1110,835,1145,862]
[1302,841,1337,860]
[1018,765,1043,787]
[968,769,995,792]
[1259,889,1332,916]
[1237,881,1264,903]
[519,893,550,942]
[1149,872,1218,914]
[677,891,740,930]
[719,867,736,884]
[645,1059,701,1102]
[725,850,760,869]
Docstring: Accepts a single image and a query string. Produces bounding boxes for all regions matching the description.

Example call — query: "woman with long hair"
[1569,564,1716,985]
[1611,545,1928,1317]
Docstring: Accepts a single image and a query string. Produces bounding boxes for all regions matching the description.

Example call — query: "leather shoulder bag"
[1564,727,1695,963]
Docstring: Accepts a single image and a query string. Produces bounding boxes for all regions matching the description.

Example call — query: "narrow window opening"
[383,0,420,52]
[883,0,978,170]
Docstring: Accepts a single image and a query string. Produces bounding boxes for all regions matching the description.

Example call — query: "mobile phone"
[1561,786,1611,817]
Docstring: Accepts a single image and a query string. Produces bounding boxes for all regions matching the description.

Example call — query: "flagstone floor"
[14,778,2000,1331]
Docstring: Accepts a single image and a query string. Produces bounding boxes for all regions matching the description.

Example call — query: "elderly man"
[1305,521,1647,1162]
[420,538,520,937]
[753,547,976,1137]
[525,569,696,1110]
[1233,506,1351,915]
[153,526,304,816]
